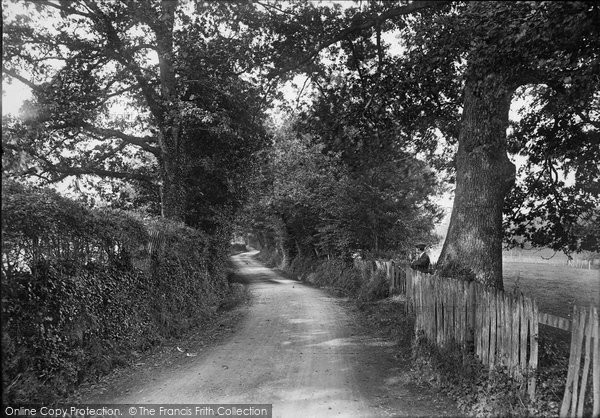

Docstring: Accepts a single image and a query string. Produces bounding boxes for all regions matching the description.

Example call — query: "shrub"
[288,256,317,281]
[229,243,248,254]
[279,255,387,301]
[410,329,578,417]
[1,181,230,403]
[256,247,282,268]
[357,269,389,301]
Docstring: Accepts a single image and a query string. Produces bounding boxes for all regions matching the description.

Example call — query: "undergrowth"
[258,250,388,301]
[408,328,586,417]
[229,243,248,255]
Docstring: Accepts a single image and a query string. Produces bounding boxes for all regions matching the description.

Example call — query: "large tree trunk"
[161,150,187,221]
[438,76,516,289]
[155,0,187,222]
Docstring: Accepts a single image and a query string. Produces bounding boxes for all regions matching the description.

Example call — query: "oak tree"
[254,0,599,288]
[2,0,269,225]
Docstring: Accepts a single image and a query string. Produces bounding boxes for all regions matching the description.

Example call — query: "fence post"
[519,295,528,375]
[388,261,395,294]
[528,298,539,400]
[504,294,511,370]
[592,306,599,418]
[489,288,497,370]
[496,290,505,367]
[460,280,465,346]
[405,267,410,312]
[467,281,476,350]
[511,293,521,377]
[576,306,594,417]
[561,306,585,417]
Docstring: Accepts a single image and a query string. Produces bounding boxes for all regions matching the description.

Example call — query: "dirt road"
[89,251,457,417]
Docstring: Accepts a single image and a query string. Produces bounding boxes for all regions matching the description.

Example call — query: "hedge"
[1,181,230,402]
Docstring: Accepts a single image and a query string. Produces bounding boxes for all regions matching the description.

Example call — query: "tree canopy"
[242,115,442,262]
[242,0,599,286]
[2,0,271,229]
[3,1,599,289]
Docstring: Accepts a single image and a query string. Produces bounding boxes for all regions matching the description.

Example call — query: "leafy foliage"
[1,181,230,403]
[410,331,579,417]
[404,1,600,259]
[253,1,600,285]
[258,249,388,302]
[244,116,442,261]
[505,85,600,253]
[2,0,270,224]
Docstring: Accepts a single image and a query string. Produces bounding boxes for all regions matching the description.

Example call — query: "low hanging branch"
[79,123,160,156]
[267,1,446,78]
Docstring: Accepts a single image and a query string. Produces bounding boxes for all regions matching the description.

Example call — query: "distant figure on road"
[411,244,430,273]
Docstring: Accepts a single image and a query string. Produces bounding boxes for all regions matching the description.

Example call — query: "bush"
[2,181,148,272]
[410,330,579,417]
[275,255,386,301]
[1,181,230,403]
[256,248,282,268]
[357,269,389,301]
[288,256,317,281]
[229,243,248,254]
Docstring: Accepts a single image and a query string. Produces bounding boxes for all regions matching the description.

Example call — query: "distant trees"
[243,117,442,263]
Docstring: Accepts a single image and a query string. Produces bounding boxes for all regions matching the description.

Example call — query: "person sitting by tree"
[411,244,430,273]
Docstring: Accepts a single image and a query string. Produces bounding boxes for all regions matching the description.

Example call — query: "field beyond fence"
[503,248,600,270]
[503,261,599,320]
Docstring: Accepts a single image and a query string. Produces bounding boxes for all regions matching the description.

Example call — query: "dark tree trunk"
[159,121,187,222]
[160,162,186,221]
[438,76,516,289]
[154,1,188,222]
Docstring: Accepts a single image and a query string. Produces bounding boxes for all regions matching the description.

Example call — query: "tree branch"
[36,0,92,18]
[48,165,156,185]
[4,141,156,186]
[255,1,300,17]
[345,37,367,100]
[2,67,42,91]
[576,110,600,130]
[79,122,160,155]
[268,1,446,78]
[82,1,166,123]
[375,20,384,73]
[99,84,140,104]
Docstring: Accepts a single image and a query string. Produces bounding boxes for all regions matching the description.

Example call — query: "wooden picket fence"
[560,305,599,418]
[369,260,599,415]
[403,268,540,398]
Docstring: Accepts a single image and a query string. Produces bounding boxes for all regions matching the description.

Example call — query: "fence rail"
[359,258,599,416]
[503,255,596,270]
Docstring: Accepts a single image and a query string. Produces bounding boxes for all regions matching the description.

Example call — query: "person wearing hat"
[411,243,430,273]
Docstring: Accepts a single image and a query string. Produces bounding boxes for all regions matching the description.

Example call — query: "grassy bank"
[256,248,389,302]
